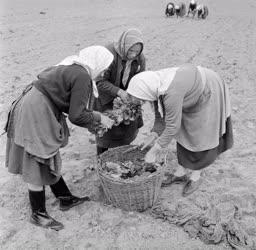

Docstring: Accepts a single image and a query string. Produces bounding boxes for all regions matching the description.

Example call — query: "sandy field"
[0,0,256,249]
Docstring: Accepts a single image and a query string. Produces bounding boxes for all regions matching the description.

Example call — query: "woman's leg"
[189,169,202,181]
[27,183,44,191]
[182,170,203,197]
[173,164,187,177]
[50,176,90,211]
[28,183,64,231]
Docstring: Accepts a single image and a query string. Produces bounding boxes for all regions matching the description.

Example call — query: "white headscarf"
[56,46,114,98]
[127,67,179,117]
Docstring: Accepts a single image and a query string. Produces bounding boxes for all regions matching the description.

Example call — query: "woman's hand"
[145,143,166,164]
[117,89,129,103]
[100,114,115,129]
[140,132,158,150]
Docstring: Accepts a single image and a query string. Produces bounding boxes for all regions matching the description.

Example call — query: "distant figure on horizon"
[165,2,175,17]
[187,0,198,18]
[175,2,187,18]
[197,4,209,19]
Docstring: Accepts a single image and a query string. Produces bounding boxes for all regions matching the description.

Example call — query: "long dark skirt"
[177,116,233,170]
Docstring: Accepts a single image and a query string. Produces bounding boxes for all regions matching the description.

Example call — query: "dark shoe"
[59,195,90,211]
[161,174,188,187]
[182,178,203,197]
[50,177,90,211]
[29,189,64,231]
[30,211,64,231]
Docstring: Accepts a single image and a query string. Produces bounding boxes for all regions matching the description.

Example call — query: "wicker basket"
[97,145,164,212]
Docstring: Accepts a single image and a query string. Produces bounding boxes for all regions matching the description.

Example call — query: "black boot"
[50,176,90,211]
[29,189,64,231]
[96,146,108,156]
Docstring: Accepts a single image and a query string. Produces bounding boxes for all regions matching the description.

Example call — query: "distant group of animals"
[165,0,209,19]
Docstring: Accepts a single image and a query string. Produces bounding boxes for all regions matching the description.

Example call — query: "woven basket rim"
[97,166,164,185]
[97,145,165,184]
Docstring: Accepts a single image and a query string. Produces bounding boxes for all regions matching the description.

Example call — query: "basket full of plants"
[97,145,165,212]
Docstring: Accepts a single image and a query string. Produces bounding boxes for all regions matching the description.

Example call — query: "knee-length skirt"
[177,116,233,170]
[5,85,68,185]
[175,67,233,170]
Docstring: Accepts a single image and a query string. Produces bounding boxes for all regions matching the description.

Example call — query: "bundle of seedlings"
[92,97,142,137]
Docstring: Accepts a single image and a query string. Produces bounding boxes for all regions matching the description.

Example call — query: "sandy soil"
[0,0,256,249]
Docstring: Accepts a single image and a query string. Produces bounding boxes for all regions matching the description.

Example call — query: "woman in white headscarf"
[4,46,114,230]
[127,64,233,196]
